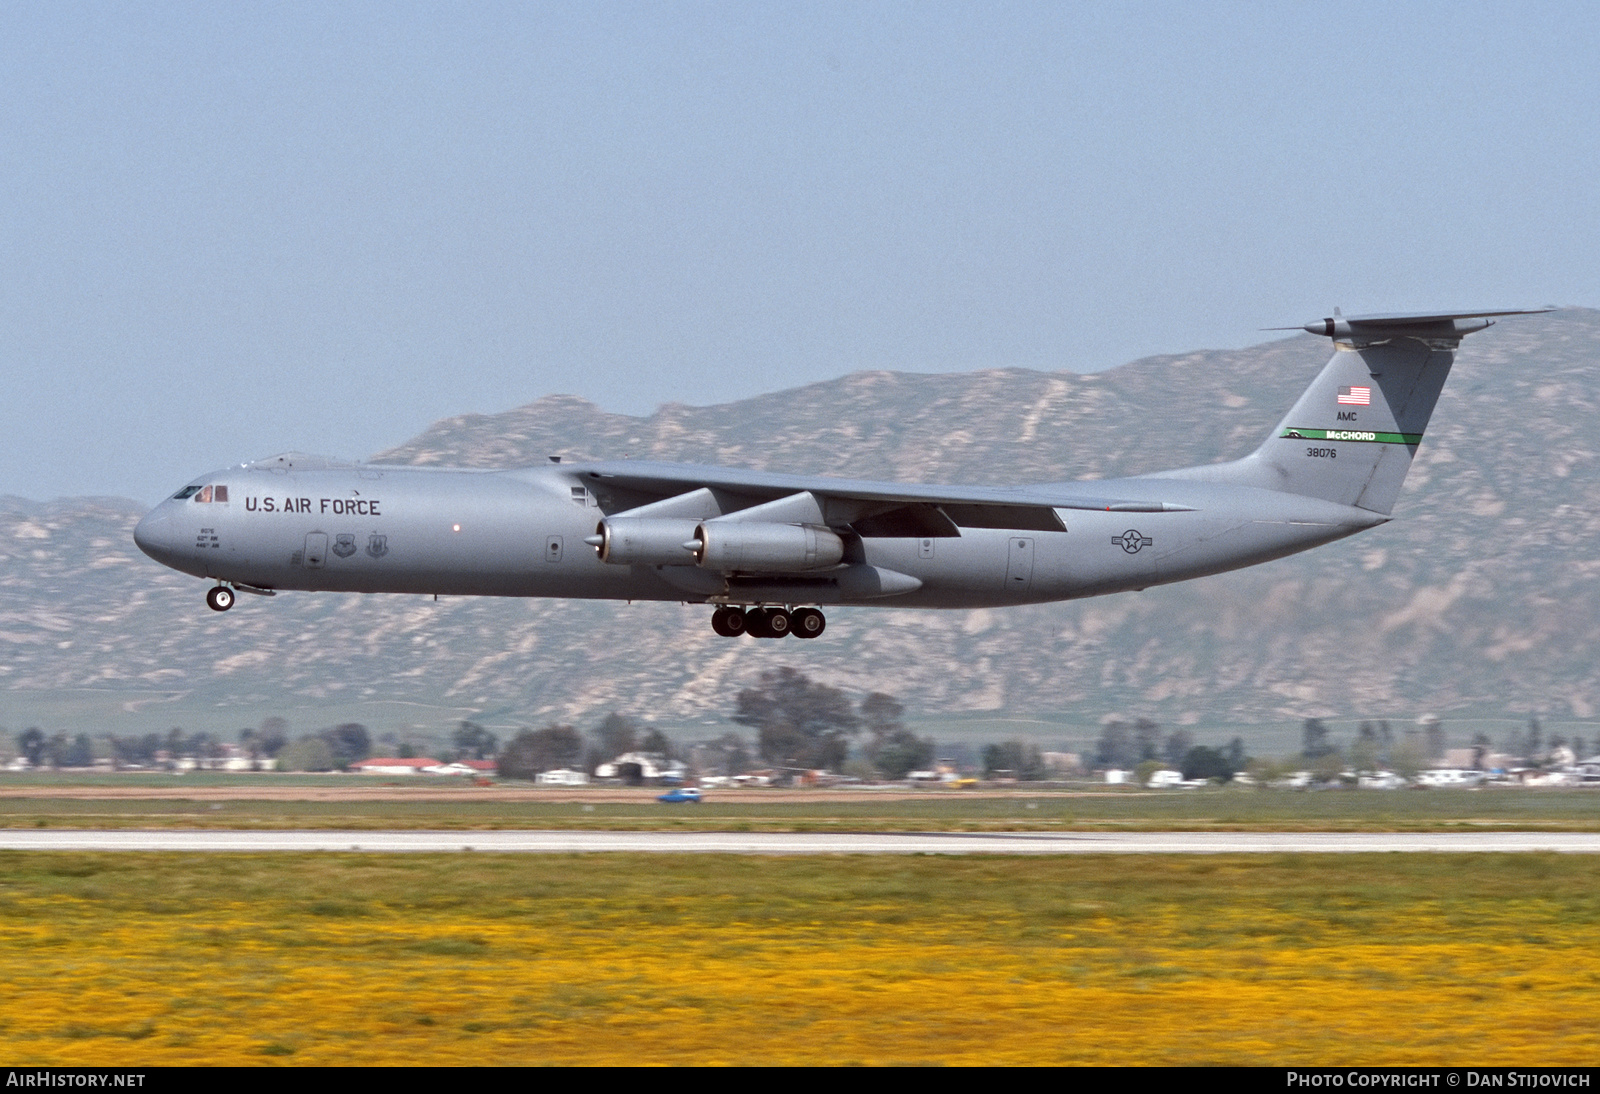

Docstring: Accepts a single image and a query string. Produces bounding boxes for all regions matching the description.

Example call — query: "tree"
[856,692,932,779]
[592,713,638,759]
[1390,734,1427,779]
[861,693,905,753]
[497,725,583,779]
[186,731,223,763]
[982,740,1046,780]
[1350,723,1381,773]
[60,734,94,768]
[255,717,289,759]
[110,733,161,768]
[586,713,639,774]
[1309,748,1346,784]
[703,732,752,777]
[1225,737,1248,773]
[873,731,936,780]
[321,724,371,769]
[18,728,45,768]
[278,736,336,772]
[1301,718,1335,759]
[1134,719,1162,762]
[1181,745,1233,782]
[1095,719,1137,769]
[452,721,498,761]
[1419,715,1446,764]
[43,733,71,769]
[639,728,676,760]
[1162,730,1194,768]
[732,668,860,771]
[1514,717,1544,766]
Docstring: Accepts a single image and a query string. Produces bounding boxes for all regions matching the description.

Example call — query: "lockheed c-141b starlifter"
[134,308,1548,638]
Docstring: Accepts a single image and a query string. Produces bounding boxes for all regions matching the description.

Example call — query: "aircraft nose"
[133,506,183,566]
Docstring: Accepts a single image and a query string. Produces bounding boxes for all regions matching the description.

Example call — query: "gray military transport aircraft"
[134,308,1549,638]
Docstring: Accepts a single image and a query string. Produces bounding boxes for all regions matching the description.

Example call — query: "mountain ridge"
[4,309,1598,733]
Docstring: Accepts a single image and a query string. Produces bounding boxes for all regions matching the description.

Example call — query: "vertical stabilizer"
[1152,308,1550,514]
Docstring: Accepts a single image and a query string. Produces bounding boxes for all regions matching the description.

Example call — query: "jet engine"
[587,518,701,565]
[688,522,844,572]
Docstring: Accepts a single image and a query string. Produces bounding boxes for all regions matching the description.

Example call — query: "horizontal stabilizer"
[1269,307,1554,342]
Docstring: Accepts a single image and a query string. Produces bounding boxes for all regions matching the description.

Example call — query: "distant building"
[351,757,442,776]
[1042,752,1083,776]
[1415,768,1484,788]
[420,760,498,777]
[595,752,687,783]
[1146,768,1203,789]
[1357,771,1408,790]
[534,768,590,786]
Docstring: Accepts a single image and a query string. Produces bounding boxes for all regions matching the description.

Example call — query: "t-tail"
[1153,307,1553,515]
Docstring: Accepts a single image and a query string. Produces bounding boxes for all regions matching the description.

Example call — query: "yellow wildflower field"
[1,852,1597,1065]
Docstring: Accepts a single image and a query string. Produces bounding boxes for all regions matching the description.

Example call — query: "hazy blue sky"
[3,2,1595,503]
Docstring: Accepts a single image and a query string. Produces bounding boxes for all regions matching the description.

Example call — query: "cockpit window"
[178,484,230,503]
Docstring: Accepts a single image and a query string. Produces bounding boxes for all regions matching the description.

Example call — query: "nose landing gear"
[205,585,235,612]
[710,606,825,638]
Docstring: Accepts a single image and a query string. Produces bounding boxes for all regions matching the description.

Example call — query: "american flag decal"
[1337,385,1371,406]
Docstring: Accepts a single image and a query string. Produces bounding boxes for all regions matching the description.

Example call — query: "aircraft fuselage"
[133,462,1380,610]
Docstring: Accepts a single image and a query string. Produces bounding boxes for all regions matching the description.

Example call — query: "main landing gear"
[205,585,235,612]
[711,606,825,639]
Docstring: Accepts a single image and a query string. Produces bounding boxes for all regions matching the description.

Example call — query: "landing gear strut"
[206,585,235,612]
[710,606,825,638]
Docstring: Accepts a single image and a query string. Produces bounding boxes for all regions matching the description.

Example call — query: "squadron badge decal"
[332,534,357,559]
[365,534,388,559]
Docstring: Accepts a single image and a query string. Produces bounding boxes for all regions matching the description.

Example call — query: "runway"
[4,830,1600,853]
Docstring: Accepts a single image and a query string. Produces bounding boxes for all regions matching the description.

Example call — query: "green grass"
[2,848,1597,944]
[2,784,1599,830]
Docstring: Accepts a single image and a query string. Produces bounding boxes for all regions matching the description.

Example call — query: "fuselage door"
[1006,537,1035,594]
[304,533,329,569]
[545,535,563,563]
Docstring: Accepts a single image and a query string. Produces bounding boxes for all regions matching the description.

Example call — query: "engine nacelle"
[590,518,701,565]
[690,522,844,573]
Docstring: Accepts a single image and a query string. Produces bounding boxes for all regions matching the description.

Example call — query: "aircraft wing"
[560,459,1188,533]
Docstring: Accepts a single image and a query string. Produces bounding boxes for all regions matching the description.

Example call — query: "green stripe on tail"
[1280,427,1424,445]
